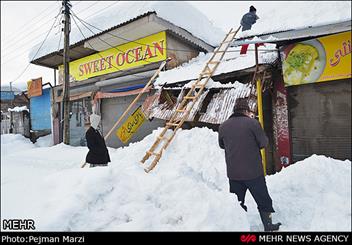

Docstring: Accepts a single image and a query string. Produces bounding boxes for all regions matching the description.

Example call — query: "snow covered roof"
[233,21,351,46]
[154,44,278,87]
[29,1,225,62]
[237,1,351,39]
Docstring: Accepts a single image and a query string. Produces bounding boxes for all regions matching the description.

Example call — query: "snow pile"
[155,44,277,86]
[0,134,36,156]
[1,129,351,231]
[29,1,225,61]
[7,106,29,112]
[238,1,351,38]
[35,134,54,147]
[267,155,351,231]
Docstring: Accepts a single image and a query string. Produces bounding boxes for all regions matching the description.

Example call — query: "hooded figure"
[85,114,111,167]
[240,5,259,31]
[218,98,281,231]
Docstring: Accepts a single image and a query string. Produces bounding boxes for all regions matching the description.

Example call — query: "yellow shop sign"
[60,31,167,81]
[116,106,146,144]
[281,31,351,86]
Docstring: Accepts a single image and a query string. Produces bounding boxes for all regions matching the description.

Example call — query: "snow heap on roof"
[154,43,278,87]
[238,1,351,39]
[29,1,225,61]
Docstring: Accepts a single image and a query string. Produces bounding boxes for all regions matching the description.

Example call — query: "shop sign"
[60,31,167,82]
[281,31,351,86]
[27,77,42,97]
[116,106,146,144]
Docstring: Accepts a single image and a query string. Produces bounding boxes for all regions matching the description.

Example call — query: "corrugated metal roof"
[198,85,252,124]
[142,82,254,125]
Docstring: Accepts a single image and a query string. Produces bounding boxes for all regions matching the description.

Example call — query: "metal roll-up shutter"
[287,79,351,162]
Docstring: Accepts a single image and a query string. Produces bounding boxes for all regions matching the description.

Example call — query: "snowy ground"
[1,129,351,231]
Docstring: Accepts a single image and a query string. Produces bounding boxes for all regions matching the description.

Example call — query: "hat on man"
[234,98,250,112]
[250,6,257,12]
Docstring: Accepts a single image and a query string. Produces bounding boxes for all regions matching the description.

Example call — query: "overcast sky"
[0,1,335,90]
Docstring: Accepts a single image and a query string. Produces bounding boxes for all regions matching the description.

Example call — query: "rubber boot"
[259,211,282,232]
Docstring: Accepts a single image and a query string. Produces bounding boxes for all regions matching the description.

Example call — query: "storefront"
[39,10,219,147]
[280,31,351,162]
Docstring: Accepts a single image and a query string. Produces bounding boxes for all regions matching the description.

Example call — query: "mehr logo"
[241,234,257,243]
[2,219,35,230]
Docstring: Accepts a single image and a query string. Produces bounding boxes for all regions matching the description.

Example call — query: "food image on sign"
[282,40,326,86]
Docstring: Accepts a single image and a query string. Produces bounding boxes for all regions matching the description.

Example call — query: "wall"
[30,88,52,131]
[166,32,200,69]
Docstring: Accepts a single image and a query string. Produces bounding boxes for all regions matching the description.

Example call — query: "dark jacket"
[85,127,111,164]
[218,112,268,180]
[240,12,259,31]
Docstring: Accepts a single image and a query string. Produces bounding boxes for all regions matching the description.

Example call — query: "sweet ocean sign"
[59,31,167,82]
[281,31,351,87]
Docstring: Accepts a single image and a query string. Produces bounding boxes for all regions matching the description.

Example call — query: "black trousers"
[89,163,108,168]
[229,175,275,213]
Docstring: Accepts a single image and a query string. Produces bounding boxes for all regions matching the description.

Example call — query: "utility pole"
[62,0,71,144]
[9,82,14,134]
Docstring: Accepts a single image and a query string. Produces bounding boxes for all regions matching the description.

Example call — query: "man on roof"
[240,5,259,31]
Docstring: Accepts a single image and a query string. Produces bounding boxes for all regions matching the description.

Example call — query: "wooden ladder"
[141,26,241,173]
[81,58,170,168]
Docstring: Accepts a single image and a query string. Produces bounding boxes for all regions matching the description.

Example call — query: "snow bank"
[0,134,36,156]
[29,1,225,61]
[35,134,54,147]
[238,1,351,38]
[155,44,277,86]
[1,130,351,231]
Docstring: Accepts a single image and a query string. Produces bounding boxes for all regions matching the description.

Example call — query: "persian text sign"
[63,31,167,81]
[27,78,42,97]
[116,106,146,144]
[281,31,351,86]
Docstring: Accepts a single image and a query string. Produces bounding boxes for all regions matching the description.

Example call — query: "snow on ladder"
[141,26,241,173]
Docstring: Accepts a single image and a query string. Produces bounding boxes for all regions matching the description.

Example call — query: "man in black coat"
[240,6,259,31]
[86,113,111,167]
[218,98,281,231]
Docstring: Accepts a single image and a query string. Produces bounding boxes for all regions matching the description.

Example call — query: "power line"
[2,1,60,43]
[74,1,100,15]
[1,1,119,59]
[1,10,63,66]
[72,12,213,54]
[71,10,154,65]
[2,10,64,57]
[71,13,150,80]
[1,1,97,54]
[1,2,61,50]
[81,1,120,20]
[72,9,276,55]
[8,6,63,84]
